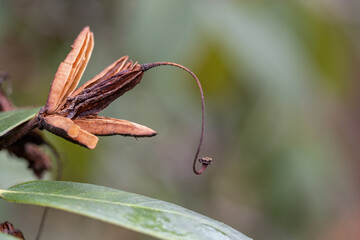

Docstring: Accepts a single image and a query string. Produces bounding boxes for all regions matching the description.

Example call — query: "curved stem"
[142,62,210,175]
[35,208,49,240]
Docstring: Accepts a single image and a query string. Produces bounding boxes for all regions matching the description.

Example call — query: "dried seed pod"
[38,27,155,149]
[3,26,211,175]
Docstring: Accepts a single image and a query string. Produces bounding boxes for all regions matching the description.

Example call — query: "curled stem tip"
[194,157,212,175]
[141,62,211,175]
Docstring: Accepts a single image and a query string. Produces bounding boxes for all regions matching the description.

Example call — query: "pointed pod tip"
[144,127,157,137]
[130,122,157,137]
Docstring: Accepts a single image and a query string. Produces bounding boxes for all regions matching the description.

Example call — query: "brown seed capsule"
[3,26,211,175]
[38,27,157,149]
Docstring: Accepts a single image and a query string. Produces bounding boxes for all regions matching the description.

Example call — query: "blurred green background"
[1,0,360,239]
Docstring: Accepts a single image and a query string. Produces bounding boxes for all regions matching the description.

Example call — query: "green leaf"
[0,232,20,240]
[0,108,40,137]
[0,181,251,240]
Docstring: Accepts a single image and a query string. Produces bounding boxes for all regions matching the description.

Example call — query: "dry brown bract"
[38,27,156,149]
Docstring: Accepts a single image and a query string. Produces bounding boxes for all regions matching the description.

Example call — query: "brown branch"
[0,116,40,150]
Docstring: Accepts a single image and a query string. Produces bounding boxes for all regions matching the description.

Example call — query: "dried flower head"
[38,27,156,149]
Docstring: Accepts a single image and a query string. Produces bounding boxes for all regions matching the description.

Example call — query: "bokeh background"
[1,0,360,239]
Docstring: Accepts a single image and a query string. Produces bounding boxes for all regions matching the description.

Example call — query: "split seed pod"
[38,27,156,149]
[33,26,212,174]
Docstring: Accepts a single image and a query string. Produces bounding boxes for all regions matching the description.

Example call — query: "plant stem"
[35,208,49,240]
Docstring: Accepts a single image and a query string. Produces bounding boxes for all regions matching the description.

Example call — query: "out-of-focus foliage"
[0,0,359,239]
[0,232,21,240]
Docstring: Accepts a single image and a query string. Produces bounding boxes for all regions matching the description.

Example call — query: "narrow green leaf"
[0,108,40,137]
[0,181,251,240]
[0,232,20,240]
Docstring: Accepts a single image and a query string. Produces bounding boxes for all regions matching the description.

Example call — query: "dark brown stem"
[0,116,40,150]
[35,207,48,240]
[142,62,210,175]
